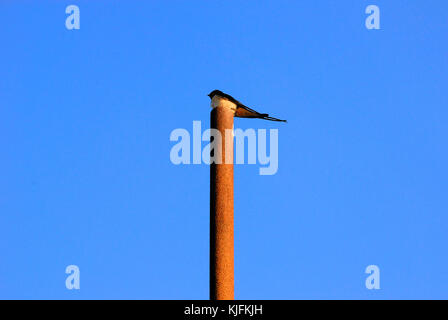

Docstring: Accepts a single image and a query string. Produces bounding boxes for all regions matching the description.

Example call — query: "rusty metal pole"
[210,97,235,300]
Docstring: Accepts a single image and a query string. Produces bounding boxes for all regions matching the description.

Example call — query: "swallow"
[208,90,287,122]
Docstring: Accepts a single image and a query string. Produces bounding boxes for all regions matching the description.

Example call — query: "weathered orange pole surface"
[210,99,235,300]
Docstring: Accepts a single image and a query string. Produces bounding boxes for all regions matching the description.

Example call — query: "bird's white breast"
[211,95,237,113]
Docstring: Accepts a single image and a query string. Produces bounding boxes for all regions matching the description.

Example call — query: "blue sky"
[0,1,447,299]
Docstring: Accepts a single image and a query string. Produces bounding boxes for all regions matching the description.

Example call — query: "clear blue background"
[1,0,447,299]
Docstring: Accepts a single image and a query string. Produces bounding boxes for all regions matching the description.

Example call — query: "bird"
[208,90,287,122]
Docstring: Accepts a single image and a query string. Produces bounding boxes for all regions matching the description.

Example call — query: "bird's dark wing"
[237,104,287,122]
[218,91,287,122]
[262,115,287,122]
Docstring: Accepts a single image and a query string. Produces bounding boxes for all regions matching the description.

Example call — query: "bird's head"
[208,90,223,99]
